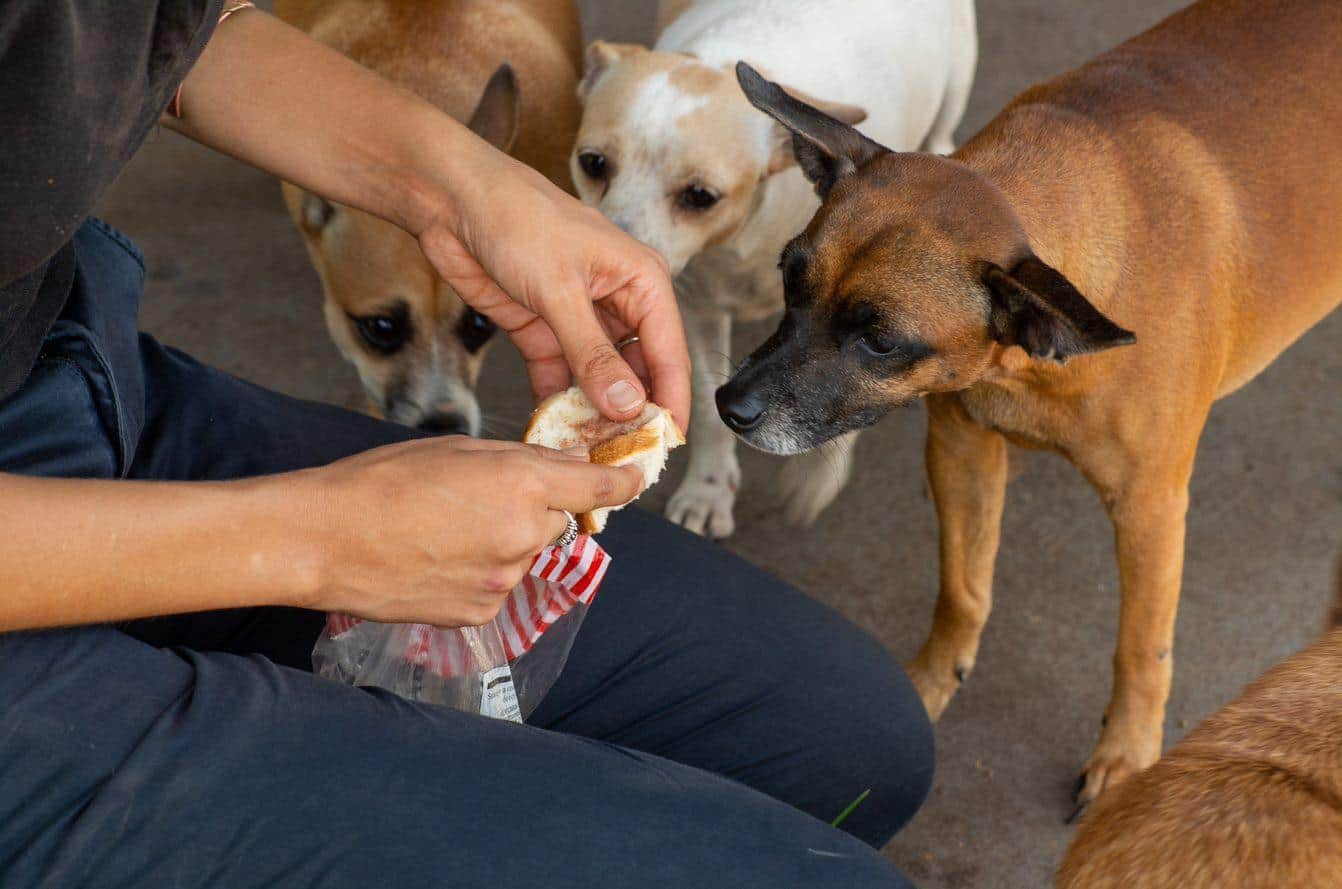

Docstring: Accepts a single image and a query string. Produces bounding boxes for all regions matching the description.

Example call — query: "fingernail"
[562,446,590,458]
[605,379,643,414]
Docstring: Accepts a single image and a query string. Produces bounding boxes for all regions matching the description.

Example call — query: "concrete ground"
[99,1,1340,886]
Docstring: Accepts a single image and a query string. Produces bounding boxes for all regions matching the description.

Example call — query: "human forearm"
[164,6,690,426]
[0,439,643,633]
[162,7,494,236]
[0,474,313,631]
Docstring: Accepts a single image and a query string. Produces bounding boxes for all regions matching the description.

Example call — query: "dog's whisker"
[816,438,845,482]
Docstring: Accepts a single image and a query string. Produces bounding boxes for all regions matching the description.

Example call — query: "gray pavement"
[98,2,1340,886]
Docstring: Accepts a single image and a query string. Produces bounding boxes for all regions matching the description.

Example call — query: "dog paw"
[906,653,966,722]
[666,476,737,539]
[776,444,854,527]
[1070,732,1160,820]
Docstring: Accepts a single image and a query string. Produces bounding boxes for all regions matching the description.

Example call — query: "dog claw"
[1065,774,1091,824]
[1071,739,1156,822]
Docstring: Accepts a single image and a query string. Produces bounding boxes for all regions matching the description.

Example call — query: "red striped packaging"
[320,534,609,681]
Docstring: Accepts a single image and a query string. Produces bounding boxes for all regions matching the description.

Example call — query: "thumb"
[545,289,647,420]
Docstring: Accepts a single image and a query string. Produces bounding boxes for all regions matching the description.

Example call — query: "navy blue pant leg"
[0,627,920,889]
[536,508,934,847]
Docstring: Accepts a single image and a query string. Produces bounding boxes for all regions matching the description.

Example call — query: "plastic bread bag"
[312,534,610,721]
[314,385,682,720]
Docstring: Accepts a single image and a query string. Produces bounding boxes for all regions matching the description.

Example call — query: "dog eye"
[858,332,903,358]
[353,311,411,355]
[457,308,497,353]
[857,331,934,364]
[302,193,336,231]
[679,185,719,211]
[578,151,609,180]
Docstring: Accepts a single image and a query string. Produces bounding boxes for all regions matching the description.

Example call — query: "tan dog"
[1058,560,1342,888]
[276,0,582,433]
[719,0,1342,812]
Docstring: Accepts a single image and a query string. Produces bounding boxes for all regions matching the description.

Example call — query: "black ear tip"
[1101,315,1137,347]
[735,62,791,118]
[492,62,517,87]
[734,61,773,97]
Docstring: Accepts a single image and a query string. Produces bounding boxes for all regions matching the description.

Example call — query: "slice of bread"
[524,386,684,534]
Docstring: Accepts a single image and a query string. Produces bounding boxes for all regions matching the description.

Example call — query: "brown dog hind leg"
[908,394,1008,720]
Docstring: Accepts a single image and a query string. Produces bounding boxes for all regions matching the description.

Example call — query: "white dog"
[571,0,978,538]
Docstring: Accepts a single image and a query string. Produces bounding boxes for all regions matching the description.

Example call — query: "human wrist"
[388,104,510,238]
[397,102,568,247]
[228,472,333,612]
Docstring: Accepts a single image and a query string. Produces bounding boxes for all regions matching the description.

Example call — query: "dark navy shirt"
[0,0,223,399]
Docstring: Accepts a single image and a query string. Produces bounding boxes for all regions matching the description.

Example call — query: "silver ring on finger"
[613,335,640,352]
[553,510,579,547]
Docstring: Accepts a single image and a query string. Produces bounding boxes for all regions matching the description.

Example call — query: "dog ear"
[983,257,1136,362]
[578,41,642,102]
[468,63,521,153]
[301,192,335,232]
[735,61,886,197]
[763,86,867,176]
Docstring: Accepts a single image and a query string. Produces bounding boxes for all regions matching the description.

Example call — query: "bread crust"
[523,387,682,534]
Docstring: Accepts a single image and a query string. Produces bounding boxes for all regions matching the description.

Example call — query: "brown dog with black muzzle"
[276,0,582,434]
[721,0,1342,813]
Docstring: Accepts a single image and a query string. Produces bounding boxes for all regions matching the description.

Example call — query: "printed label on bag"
[480,665,522,723]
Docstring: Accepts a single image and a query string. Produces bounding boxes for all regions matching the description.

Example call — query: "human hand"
[417,154,691,431]
[290,436,643,627]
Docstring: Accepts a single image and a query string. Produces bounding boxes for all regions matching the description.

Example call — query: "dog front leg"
[665,306,740,539]
[1074,473,1191,811]
[908,395,1008,721]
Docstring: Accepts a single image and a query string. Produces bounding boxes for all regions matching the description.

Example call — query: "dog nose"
[716,386,767,432]
[416,411,472,436]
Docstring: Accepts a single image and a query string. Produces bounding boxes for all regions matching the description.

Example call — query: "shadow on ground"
[99,2,1340,886]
